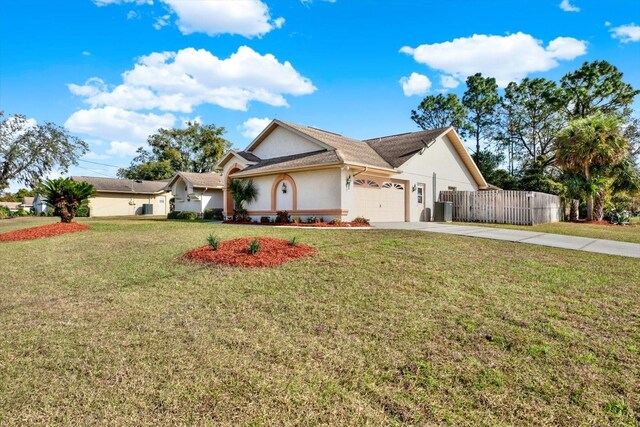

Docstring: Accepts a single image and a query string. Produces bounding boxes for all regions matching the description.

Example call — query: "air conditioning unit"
[434,201,452,222]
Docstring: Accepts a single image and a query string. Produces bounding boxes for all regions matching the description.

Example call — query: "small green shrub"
[275,211,291,223]
[352,216,370,225]
[203,208,223,220]
[292,216,301,224]
[260,216,272,223]
[609,210,631,225]
[167,211,178,219]
[206,233,220,250]
[306,216,323,224]
[289,236,297,246]
[248,238,260,255]
[0,206,10,219]
[76,204,90,217]
[168,211,198,220]
[12,209,30,217]
[328,217,341,225]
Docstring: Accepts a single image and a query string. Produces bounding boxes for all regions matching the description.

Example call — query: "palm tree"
[228,179,258,221]
[38,178,95,223]
[555,114,628,221]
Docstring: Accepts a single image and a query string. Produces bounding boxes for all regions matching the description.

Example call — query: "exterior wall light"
[282,182,287,194]
[346,175,352,189]
[412,184,417,192]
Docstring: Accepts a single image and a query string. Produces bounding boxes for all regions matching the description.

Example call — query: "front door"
[416,183,427,221]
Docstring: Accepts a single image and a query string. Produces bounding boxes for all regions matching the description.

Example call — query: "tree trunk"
[586,195,594,221]
[594,191,605,221]
[570,200,579,221]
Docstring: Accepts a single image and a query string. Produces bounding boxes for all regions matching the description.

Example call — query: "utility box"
[434,201,452,222]
[142,203,153,215]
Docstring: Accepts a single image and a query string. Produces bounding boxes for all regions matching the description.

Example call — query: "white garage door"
[353,178,405,222]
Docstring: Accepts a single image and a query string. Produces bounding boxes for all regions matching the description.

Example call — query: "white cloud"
[68,46,316,113]
[605,21,611,27]
[239,117,272,139]
[126,10,138,19]
[400,32,587,87]
[65,106,175,144]
[611,23,640,43]
[440,75,460,89]
[106,141,140,157]
[82,51,91,56]
[399,73,432,96]
[95,0,284,38]
[559,0,580,12]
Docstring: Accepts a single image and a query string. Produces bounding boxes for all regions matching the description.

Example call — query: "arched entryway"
[271,174,297,212]
[223,164,243,217]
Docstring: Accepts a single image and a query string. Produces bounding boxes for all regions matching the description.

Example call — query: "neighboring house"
[72,176,171,217]
[217,120,487,222]
[33,194,49,215]
[165,172,224,214]
[21,197,34,211]
[0,201,21,212]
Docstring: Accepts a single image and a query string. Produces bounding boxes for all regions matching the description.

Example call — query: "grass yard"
[0,218,639,426]
[457,220,640,244]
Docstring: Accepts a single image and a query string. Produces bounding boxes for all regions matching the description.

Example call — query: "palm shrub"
[228,179,258,222]
[555,114,629,221]
[206,233,220,250]
[38,178,95,223]
[248,238,260,255]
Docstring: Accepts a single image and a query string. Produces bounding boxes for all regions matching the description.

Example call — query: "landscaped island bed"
[182,236,317,267]
[0,221,90,242]
[0,217,638,425]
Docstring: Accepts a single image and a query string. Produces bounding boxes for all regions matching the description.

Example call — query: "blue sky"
[1,0,639,188]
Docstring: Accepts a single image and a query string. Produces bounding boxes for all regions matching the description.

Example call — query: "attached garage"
[352,177,406,222]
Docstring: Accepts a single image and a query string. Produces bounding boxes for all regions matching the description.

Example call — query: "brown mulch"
[181,237,317,268]
[0,222,91,242]
[222,221,370,228]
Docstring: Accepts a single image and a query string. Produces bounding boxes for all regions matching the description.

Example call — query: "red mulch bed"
[223,221,369,228]
[182,237,317,268]
[0,222,91,242]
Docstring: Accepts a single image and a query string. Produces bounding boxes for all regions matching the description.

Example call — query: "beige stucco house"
[217,120,487,222]
[165,172,224,214]
[73,176,171,217]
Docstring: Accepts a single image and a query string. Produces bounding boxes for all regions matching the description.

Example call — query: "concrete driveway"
[372,222,640,259]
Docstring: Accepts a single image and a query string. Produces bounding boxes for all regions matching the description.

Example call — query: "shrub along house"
[217,119,487,222]
[72,176,171,217]
[165,172,224,215]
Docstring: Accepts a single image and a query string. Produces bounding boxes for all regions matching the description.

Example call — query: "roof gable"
[365,128,488,189]
[166,172,223,189]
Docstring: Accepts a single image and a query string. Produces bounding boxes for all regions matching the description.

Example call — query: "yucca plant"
[248,238,260,255]
[206,233,220,250]
[38,178,95,223]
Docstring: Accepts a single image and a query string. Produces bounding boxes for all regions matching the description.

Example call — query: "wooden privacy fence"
[438,190,562,225]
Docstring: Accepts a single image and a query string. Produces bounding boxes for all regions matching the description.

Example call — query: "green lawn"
[456,220,640,244]
[1,218,639,426]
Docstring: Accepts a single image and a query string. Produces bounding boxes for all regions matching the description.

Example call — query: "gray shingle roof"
[21,197,34,206]
[177,172,224,188]
[236,151,261,162]
[364,128,449,168]
[72,176,168,194]
[234,150,341,176]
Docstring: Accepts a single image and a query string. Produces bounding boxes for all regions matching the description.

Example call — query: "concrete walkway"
[372,222,640,259]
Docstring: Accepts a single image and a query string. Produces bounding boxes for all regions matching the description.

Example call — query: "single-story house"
[21,197,34,211]
[72,176,171,217]
[165,172,224,214]
[0,201,21,212]
[217,120,488,222]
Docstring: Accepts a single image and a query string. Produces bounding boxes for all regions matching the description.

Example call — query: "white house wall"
[88,192,170,217]
[395,134,478,221]
[250,126,324,159]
